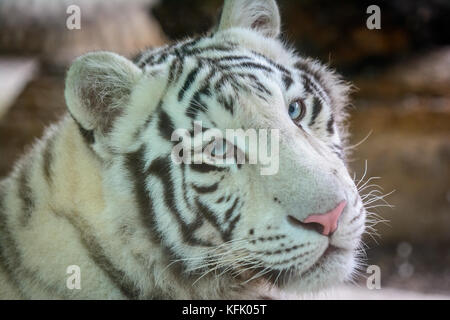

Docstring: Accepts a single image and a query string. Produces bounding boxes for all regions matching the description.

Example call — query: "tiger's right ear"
[217,0,281,38]
[65,51,142,135]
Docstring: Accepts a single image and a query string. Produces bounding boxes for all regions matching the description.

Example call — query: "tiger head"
[65,0,365,296]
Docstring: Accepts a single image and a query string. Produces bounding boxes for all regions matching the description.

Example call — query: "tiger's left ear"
[65,51,142,135]
[217,0,281,38]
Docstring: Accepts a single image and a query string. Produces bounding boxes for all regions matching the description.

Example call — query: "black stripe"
[333,143,343,152]
[0,185,26,297]
[180,163,194,211]
[155,52,169,65]
[224,197,239,221]
[332,143,344,159]
[309,97,323,126]
[302,74,313,94]
[189,162,228,174]
[198,68,215,98]
[142,54,156,67]
[223,213,241,242]
[178,63,202,101]
[0,188,64,298]
[158,110,175,141]
[283,75,293,90]
[42,136,55,184]
[184,44,235,56]
[191,182,219,194]
[167,58,182,84]
[75,121,95,145]
[229,62,273,73]
[300,73,327,104]
[296,61,332,105]
[148,157,212,247]
[0,185,70,298]
[195,199,225,241]
[186,91,207,119]
[141,45,171,67]
[124,152,196,293]
[251,51,292,76]
[327,115,335,134]
[56,210,141,299]
[195,198,241,242]
[124,148,160,244]
[199,83,211,97]
[207,55,252,63]
[132,49,147,66]
[18,165,34,227]
[144,52,169,67]
[241,73,271,96]
[178,37,203,54]
[183,68,215,119]
[214,73,232,91]
[333,151,344,160]
[217,94,234,115]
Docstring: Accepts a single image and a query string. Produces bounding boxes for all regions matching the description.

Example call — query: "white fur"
[218,0,281,38]
[0,0,365,299]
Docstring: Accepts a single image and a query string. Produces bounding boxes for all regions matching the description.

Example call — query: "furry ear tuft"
[65,51,142,134]
[218,0,281,38]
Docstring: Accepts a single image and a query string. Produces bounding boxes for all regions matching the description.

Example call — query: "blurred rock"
[349,48,450,245]
[0,75,65,179]
[365,242,450,294]
[0,0,169,177]
[349,105,450,244]
[0,0,167,70]
[0,57,38,118]
[354,46,450,98]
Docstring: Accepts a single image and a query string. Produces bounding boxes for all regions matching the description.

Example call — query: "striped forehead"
[134,37,335,126]
[137,38,294,85]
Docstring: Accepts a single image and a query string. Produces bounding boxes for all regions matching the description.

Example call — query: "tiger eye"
[288,99,306,122]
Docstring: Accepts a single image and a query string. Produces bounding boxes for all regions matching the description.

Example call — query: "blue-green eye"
[288,99,306,122]
[211,140,227,156]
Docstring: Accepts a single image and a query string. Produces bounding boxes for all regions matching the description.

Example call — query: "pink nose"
[302,201,347,236]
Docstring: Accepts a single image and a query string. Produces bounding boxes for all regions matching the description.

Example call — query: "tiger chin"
[0,0,366,300]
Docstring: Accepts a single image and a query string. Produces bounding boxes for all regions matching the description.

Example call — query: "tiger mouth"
[248,245,348,287]
[299,245,344,276]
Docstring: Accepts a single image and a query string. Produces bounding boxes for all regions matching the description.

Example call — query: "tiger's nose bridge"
[302,200,347,236]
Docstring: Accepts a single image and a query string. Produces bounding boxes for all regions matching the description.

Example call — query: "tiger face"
[65,0,365,295]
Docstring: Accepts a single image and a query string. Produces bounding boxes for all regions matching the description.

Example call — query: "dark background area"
[152,0,450,75]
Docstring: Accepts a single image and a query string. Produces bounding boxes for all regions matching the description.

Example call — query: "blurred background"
[0,0,449,297]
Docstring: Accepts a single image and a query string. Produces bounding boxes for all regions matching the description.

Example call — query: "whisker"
[345,130,372,152]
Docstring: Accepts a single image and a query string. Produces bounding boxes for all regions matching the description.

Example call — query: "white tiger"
[0,0,366,299]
